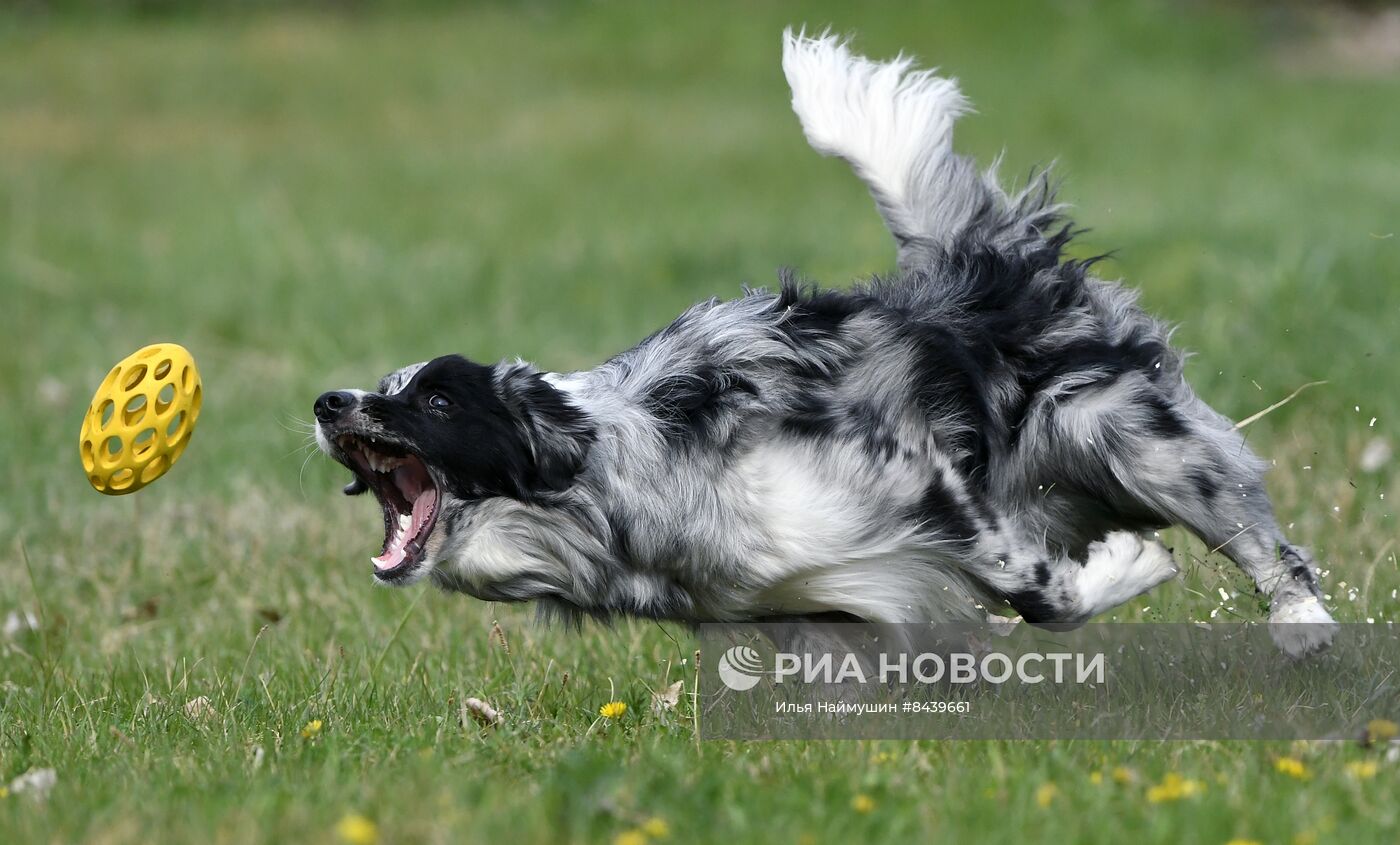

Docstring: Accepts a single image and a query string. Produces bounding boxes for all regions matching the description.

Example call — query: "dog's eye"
[428,394,451,409]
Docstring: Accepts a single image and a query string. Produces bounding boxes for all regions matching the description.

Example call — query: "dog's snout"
[314,390,357,424]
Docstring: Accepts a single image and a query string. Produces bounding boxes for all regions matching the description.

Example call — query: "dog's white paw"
[1078,532,1179,617]
[1269,596,1337,658]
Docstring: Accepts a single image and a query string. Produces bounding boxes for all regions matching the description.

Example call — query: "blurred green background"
[2,1,1398,842]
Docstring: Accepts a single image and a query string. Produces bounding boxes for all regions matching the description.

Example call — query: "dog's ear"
[496,364,594,495]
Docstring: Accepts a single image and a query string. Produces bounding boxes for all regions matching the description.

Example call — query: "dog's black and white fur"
[314,31,1335,656]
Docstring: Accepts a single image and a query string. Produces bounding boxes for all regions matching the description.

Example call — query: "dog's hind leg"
[967,526,1179,625]
[1031,376,1337,655]
[1119,415,1335,656]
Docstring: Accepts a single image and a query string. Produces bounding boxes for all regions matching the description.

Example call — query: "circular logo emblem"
[717,645,766,691]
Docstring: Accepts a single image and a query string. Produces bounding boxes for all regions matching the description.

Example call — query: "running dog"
[314,31,1335,656]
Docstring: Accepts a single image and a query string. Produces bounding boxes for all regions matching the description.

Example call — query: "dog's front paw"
[1268,596,1337,659]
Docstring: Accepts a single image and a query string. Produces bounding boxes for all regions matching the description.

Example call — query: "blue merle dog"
[314,31,1335,656]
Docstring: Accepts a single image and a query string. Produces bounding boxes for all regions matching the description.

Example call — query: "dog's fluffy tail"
[782,29,1061,272]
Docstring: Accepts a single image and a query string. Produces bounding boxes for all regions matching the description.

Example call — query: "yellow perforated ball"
[79,343,203,495]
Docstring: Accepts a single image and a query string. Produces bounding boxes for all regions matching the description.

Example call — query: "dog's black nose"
[314,390,356,424]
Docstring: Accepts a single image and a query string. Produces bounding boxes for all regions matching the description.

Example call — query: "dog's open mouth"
[336,434,440,580]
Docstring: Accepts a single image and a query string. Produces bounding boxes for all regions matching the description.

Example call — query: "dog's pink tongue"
[373,541,407,571]
[371,480,438,572]
[411,486,438,537]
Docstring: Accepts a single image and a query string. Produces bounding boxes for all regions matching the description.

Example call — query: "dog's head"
[314,354,593,584]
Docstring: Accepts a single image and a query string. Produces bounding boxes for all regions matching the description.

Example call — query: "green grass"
[2,1,1399,842]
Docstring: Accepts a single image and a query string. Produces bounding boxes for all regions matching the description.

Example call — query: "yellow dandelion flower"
[1224,839,1261,845]
[871,751,895,765]
[851,794,876,813]
[334,813,379,845]
[1089,771,1104,785]
[1111,766,1136,785]
[642,817,671,838]
[1274,757,1310,780]
[1366,718,1399,744]
[0,786,9,799]
[613,830,647,845]
[1146,772,1204,803]
[301,719,324,739]
[1346,760,1379,780]
[1293,831,1319,845]
[1035,782,1058,808]
[599,701,628,719]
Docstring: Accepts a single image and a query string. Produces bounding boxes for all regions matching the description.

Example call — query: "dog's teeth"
[399,514,411,530]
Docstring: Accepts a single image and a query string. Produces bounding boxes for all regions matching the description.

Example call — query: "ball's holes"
[100,365,122,393]
[191,383,202,412]
[155,383,176,414]
[110,467,135,490]
[154,359,173,379]
[123,394,148,426]
[102,436,124,466]
[89,474,103,488]
[133,428,157,456]
[166,411,186,442]
[122,364,147,391]
[99,399,115,429]
[181,365,194,392]
[140,454,168,484]
[81,439,96,472]
[139,346,164,359]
